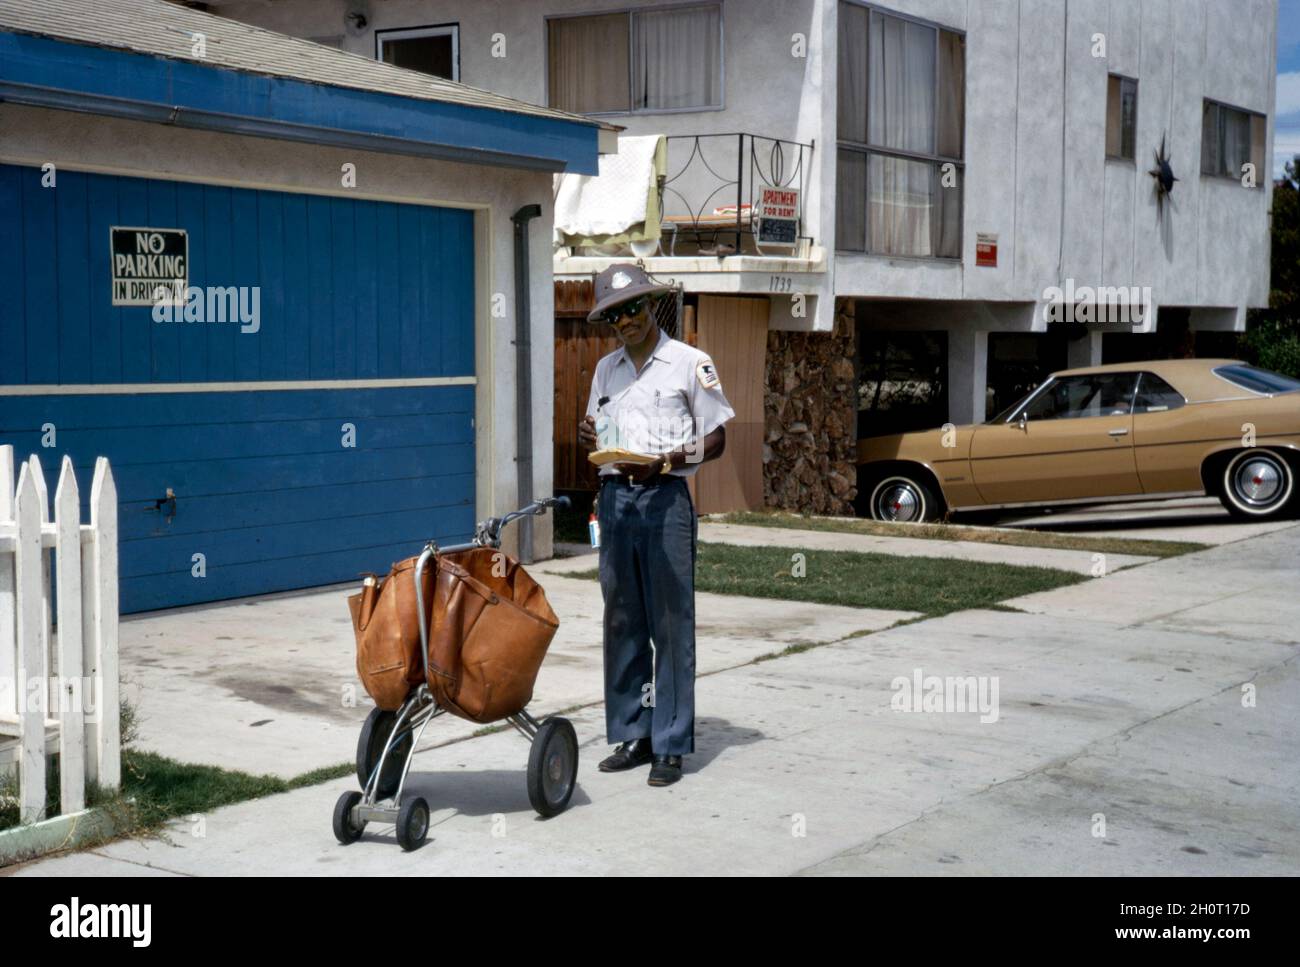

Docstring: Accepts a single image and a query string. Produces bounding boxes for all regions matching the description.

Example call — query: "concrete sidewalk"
[9,525,1298,876]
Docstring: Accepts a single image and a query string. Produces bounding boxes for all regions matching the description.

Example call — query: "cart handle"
[478,495,570,547]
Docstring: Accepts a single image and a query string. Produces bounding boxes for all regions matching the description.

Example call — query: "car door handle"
[1108,428,1129,437]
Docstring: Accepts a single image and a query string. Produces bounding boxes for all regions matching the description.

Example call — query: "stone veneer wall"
[763,298,858,514]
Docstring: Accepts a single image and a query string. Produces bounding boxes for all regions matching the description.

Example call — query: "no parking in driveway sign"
[110,226,188,305]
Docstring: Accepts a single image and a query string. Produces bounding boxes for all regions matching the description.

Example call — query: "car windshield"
[1213,364,1300,395]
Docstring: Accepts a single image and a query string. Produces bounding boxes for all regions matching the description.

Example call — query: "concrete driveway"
[8,517,1297,876]
[988,495,1299,545]
[112,569,915,779]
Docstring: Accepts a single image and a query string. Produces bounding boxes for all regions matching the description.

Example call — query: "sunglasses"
[599,296,650,325]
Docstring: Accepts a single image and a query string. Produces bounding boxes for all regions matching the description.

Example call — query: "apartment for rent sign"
[111,227,188,305]
[756,185,799,246]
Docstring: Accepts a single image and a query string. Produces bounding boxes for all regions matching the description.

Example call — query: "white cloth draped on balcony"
[553,134,666,250]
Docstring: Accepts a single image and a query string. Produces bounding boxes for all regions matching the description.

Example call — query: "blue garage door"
[0,164,476,612]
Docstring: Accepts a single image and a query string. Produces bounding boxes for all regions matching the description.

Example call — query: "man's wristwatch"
[658,454,673,475]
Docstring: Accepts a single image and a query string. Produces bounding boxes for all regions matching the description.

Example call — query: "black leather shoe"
[647,755,683,786]
[598,738,654,772]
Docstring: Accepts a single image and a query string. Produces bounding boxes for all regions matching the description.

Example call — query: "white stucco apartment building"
[206,0,1277,514]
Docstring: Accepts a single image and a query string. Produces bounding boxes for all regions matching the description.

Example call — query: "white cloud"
[1278,71,1300,115]
[1275,131,1300,178]
[1273,72,1300,177]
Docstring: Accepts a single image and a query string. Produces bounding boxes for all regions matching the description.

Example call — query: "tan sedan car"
[857,359,1300,522]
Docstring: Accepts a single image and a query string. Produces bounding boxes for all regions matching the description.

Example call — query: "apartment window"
[1106,75,1137,161]
[376,24,459,81]
[547,4,722,115]
[836,3,965,258]
[1201,99,1266,183]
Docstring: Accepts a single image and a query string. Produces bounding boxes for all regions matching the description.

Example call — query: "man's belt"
[599,472,683,489]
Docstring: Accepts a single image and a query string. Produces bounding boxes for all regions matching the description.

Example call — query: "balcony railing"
[659,133,814,257]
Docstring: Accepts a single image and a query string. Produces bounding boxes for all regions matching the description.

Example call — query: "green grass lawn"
[573,541,1085,617]
[1,749,351,838]
[716,510,1204,559]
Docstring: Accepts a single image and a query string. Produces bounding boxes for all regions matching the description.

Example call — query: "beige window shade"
[1251,114,1267,184]
[1106,76,1122,157]
[937,30,964,159]
[547,14,630,114]
[1106,75,1137,160]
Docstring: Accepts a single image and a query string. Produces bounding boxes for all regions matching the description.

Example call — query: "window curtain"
[548,14,630,114]
[1201,102,1219,174]
[868,11,935,154]
[1107,77,1124,157]
[837,149,867,251]
[633,6,721,110]
[837,2,868,143]
[932,167,961,258]
[1222,107,1250,175]
[1119,79,1137,159]
[870,154,932,256]
[936,29,964,158]
[836,6,963,257]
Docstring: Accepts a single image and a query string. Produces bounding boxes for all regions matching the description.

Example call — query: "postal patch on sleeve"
[696,360,721,390]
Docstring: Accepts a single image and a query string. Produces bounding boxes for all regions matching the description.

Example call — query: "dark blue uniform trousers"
[597,476,697,756]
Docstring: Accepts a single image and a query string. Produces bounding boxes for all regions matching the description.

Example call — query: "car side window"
[1023,373,1138,421]
[1134,373,1186,413]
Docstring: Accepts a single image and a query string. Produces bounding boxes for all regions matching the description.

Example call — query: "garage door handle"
[1108,428,1129,437]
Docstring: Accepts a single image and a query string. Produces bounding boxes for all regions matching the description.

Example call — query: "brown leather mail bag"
[348,557,429,711]
[348,548,560,722]
[425,548,560,724]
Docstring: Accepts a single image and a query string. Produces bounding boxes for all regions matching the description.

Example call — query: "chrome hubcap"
[877,483,920,522]
[1234,458,1283,506]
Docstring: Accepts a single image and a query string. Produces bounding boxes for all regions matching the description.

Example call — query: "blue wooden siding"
[0,387,476,613]
[0,164,476,385]
[1,164,477,613]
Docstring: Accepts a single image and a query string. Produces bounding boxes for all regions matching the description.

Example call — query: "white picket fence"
[0,444,120,823]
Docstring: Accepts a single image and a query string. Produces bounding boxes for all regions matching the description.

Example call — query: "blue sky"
[1276,0,1300,175]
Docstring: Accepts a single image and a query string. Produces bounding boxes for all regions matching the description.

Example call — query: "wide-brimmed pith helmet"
[587,264,672,322]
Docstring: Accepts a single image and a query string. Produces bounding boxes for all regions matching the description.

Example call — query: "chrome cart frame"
[333,496,577,851]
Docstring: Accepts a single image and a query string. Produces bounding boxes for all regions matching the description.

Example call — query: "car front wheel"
[1219,449,1295,520]
[868,474,939,523]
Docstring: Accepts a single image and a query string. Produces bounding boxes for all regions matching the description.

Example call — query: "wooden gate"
[690,295,768,514]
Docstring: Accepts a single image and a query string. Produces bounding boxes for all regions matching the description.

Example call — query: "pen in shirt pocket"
[595,396,612,448]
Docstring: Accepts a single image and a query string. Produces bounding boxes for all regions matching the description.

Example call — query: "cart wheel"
[396,796,430,852]
[333,790,366,845]
[357,706,413,799]
[527,717,578,818]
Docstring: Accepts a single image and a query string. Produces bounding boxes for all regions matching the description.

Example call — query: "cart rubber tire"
[396,796,430,852]
[357,706,412,800]
[527,717,579,818]
[333,790,366,845]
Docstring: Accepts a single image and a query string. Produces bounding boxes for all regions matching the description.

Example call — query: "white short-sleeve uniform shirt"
[585,328,736,477]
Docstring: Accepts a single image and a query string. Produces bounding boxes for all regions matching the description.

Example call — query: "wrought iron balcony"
[660,132,814,257]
